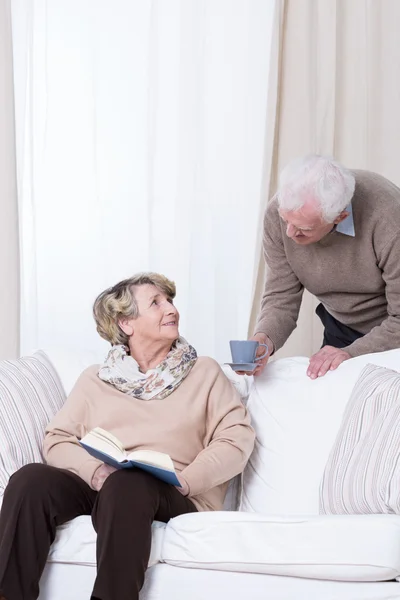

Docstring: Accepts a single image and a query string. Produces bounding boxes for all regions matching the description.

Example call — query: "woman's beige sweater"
[43,357,255,511]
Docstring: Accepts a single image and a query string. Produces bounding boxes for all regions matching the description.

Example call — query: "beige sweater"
[255,170,400,357]
[43,357,255,511]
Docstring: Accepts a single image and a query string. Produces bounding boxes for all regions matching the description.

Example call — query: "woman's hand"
[92,464,117,491]
[176,473,190,496]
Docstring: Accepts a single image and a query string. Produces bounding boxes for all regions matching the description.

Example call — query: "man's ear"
[118,318,134,336]
[333,210,350,225]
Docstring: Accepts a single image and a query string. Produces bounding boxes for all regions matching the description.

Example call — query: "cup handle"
[256,343,269,361]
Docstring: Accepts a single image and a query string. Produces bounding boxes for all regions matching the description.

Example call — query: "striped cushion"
[320,363,400,515]
[0,351,66,496]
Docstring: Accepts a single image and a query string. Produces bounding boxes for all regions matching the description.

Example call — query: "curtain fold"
[0,0,19,359]
[11,0,275,363]
[250,0,400,358]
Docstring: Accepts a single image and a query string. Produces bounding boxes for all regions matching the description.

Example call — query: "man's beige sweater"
[255,170,400,356]
[43,357,255,511]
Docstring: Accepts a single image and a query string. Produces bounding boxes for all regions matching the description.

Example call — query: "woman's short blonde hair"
[93,272,176,346]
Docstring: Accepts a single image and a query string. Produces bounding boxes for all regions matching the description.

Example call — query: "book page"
[90,427,125,453]
[81,427,125,462]
[128,449,174,471]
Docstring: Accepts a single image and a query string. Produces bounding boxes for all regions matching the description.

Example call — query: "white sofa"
[2,348,400,600]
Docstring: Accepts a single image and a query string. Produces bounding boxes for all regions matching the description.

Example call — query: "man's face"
[279,201,347,246]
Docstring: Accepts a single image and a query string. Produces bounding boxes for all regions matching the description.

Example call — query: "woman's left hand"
[176,473,189,496]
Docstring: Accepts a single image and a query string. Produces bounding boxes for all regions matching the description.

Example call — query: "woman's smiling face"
[121,284,180,344]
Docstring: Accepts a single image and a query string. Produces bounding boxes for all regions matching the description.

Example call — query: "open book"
[79,427,181,487]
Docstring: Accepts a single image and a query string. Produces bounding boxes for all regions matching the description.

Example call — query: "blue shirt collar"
[335,203,355,236]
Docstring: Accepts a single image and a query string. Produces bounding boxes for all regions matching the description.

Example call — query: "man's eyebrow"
[279,215,314,231]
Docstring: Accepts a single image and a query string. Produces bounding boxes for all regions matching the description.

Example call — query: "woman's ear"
[118,318,134,336]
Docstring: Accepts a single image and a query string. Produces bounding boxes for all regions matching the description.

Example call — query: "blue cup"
[229,340,269,364]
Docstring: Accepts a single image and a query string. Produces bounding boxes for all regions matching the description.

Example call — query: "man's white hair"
[277,155,356,222]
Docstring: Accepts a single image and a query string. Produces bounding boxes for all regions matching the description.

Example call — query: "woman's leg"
[91,469,197,600]
[0,463,96,600]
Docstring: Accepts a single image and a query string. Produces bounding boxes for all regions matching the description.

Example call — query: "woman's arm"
[43,371,103,488]
[179,362,255,497]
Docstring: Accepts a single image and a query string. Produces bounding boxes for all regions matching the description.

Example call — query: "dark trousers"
[316,303,365,349]
[0,463,197,600]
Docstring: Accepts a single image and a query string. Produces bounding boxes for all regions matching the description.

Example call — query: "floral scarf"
[98,337,197,401]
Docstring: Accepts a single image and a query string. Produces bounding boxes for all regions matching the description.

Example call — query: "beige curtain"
[250,0,400,358]
[0,0,19,359]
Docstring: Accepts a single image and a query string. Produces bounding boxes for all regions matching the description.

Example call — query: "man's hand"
[237,333,274,377]
[176,473,189,496]
[92,463,117,492]
[307,346,351,379]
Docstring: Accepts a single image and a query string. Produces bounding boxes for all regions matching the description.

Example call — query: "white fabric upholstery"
[39,562,400,600]
[240,349,400,515]
[142,564,400,600]
[220,364,253,402]
[162,511,400,582]
[39,346,105,395]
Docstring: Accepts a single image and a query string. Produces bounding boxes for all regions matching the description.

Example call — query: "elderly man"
[252,154,400,379]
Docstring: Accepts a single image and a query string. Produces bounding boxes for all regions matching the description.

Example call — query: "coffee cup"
[229,340,269,364]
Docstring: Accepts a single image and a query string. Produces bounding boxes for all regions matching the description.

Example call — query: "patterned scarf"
[98,337,197,401]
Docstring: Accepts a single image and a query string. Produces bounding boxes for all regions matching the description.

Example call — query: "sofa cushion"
[162,511,400,582]
[320,363,400,515]
[240,349,400,515]
[129,564,400,600]
[0,351,66,496]
[47,515,165,568]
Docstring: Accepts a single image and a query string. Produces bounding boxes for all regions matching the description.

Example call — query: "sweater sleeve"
[179,364,255,497]
[43,371,102,488]
[345,232,400,357]
[254,203,304,351]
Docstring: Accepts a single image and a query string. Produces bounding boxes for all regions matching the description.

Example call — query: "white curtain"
[0,0,19,359]
[11,0,275,364]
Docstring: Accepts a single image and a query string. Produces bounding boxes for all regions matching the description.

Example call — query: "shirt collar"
[335,203,355,236]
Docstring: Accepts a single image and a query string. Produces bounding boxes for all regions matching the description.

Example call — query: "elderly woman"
[0,272,255,600]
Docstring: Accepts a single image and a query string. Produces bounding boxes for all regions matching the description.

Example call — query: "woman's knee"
[5,463,59,501]
[98,469,159,507]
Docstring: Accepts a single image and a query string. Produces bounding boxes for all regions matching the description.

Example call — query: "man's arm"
[345,232,400,357]
[254,205,304,352]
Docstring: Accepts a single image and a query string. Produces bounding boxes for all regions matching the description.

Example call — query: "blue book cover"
[79,441,181,487]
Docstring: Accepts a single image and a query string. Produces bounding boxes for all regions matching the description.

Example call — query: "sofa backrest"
[240,349,400,516]
[39,346,106,395]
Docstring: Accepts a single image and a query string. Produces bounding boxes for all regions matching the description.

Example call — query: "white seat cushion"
[47,516,166,568]
[162,511,400,582]
[140,565,400,600]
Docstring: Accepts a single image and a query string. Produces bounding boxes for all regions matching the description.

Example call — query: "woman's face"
[123,284,180,344]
